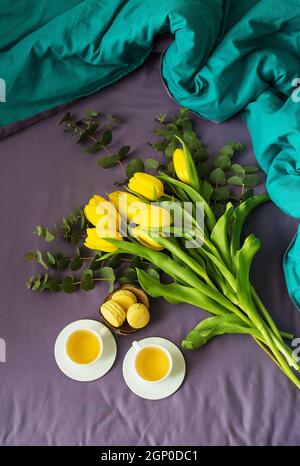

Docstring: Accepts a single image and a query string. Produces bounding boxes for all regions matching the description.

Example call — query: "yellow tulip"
[131,226,163,251]
[109,191,143,221]
[109,191,171,229]
[84,228,123,252]
[173,148,190,184]
[128,172,164,200]
[84,195,120,231]
[173,136,200,191]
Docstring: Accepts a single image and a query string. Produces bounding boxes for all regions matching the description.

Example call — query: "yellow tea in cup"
[135,346,170,382]
[66,329,101,365]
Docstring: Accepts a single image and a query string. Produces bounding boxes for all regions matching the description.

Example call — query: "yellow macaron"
[100,300,126,328]
[126,303,150,329]
[111,289,137,312]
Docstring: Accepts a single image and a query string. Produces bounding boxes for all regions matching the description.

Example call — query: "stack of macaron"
[100,289,150,329]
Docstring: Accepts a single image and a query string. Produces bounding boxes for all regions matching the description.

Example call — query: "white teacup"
[132,341,173,383]
[64,328,103,367]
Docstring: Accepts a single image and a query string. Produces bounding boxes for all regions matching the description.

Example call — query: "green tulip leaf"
[234,234,260,313]
[137,269,226,313]
[182,314,260,350]
[230,193,269,260]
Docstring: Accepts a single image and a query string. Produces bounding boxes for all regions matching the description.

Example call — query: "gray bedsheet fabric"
[0,48,300,446]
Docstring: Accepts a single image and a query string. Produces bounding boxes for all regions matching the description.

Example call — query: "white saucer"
[54,319,117,382]
[122,337,186,400]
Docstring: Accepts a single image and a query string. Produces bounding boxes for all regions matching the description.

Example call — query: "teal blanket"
[1,0,300,306]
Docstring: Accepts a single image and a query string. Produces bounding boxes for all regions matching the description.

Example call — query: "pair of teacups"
[64,327,173,384]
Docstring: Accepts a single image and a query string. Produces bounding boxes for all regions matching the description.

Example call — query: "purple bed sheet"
[1,48,300,447]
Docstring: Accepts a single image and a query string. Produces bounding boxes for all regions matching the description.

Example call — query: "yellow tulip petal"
[109,191,142,220]
[173,148,190,184]
[84,228,122,252]
[128,173,164,200]
[131,226,163,250]
[84,195,120,230]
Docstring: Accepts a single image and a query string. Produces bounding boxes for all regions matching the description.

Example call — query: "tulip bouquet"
[25,110,300,390]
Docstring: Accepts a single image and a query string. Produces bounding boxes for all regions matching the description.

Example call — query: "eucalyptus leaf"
[99,266,115,292]
[126,159,145,178]
[218,142,243,158]
[84,142,102,154]
[193,147,209,162]
[47,252,56,266]
[101,129,112,146]
[48,277,62,292]
[165,139,178,158]
[98,154,120,169]
[34,225,55,242]
[24,251,35,262]
[231,164,245,175]
[209,168,226,186]
[146,268,160,280]
[118,145,131,159]
[240,189,254,202]
[57,255,69,272]
[70,255,83,271]
[145,158,159,170]
[71,231,81,246]
[227,175,244,186]
[31,274,41,291]
[106,255,122,269]
[212,186,230,203]
[35,250,48,270]
[149,140,168,152]
[243,174,260,187]
[202,180,214,204]
[244,165,259,174]
[214,155,231,171]
[119,267,137,285]
[90,253,102,270]
[80,269,95,291]
[62,275,76,293]
[198,162,211,179]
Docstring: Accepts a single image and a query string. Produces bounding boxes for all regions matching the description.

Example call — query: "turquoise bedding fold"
[1,0,300,306]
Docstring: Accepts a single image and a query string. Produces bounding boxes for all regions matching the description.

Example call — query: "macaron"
[111,289,137,311]
[100,300,126,327]
[126,303,150,329]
